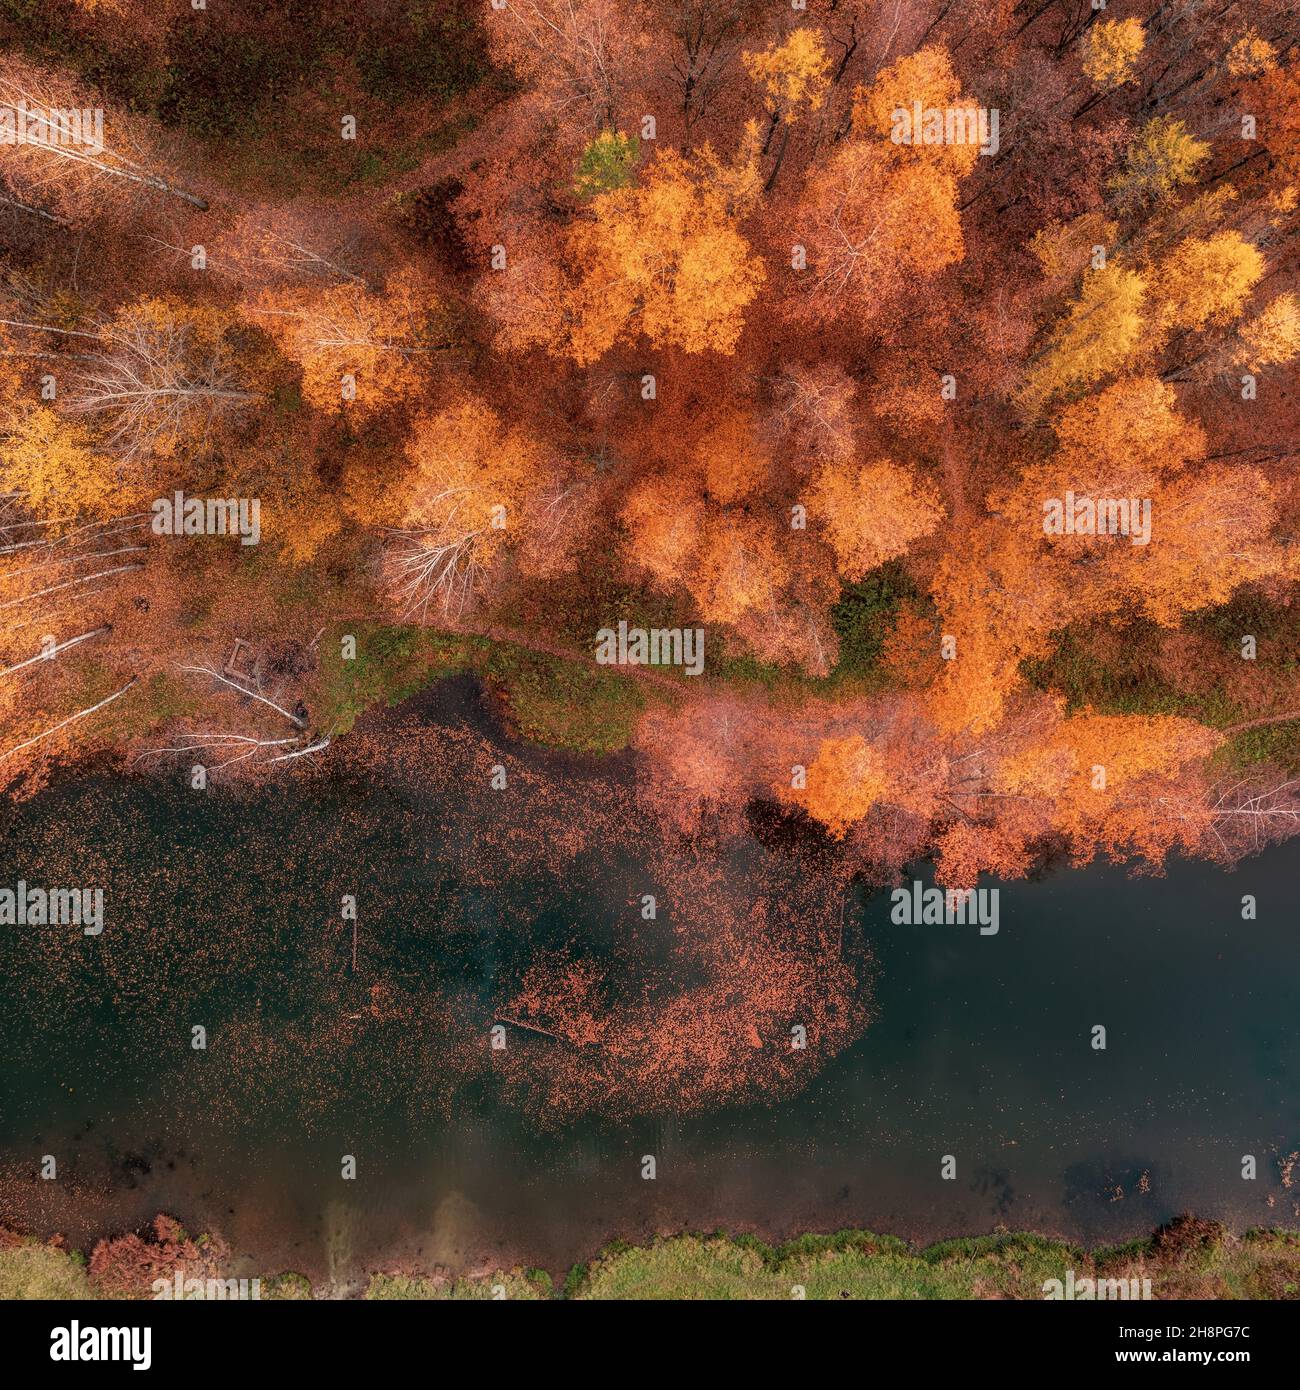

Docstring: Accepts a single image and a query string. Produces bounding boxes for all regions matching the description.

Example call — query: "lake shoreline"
[3,678,1298,1295]
[4,1212,1298,1300]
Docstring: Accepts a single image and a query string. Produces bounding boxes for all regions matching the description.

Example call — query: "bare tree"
[176,663,308,730]
[384,523,484,620]
[0,506,148,621]
[64,306,257,463]
[490,0,629,129]
[0,59,210,214]
[0,675,138,764]
[138,659,331,778]
[662,0,758,147]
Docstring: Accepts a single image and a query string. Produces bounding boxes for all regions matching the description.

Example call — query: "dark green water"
[1,677,1297,1281]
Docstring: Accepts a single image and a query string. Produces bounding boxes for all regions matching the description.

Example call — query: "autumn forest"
[6,0,1300,1317]
[1,0,1299,887]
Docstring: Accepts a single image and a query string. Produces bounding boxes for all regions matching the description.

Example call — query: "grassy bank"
[314,621,656,755]
[310,566,917,758]
[0,1235,93,1300]
[5,1217,1297,1301]
[563,1223,1300,1300]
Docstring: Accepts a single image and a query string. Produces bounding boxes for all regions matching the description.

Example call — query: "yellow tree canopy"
[744,28,832,123]
[997,711,1222,861]
[1121,467,1280,625]
[1020,264,1147,411]
[852,44,983,179]
[994,377,1203,542]
[927,525,1077,734]
[0,407,123,519]
[1235,293,1300,370]
[401,398,540,539]
[388,397,548,616]
[255,265,442,415]
[1108,117,1210,207]
[1053,376,1204,476]
[1154,231,1263,331]
[1227,30,1277,78]
[1082,18,1145,90]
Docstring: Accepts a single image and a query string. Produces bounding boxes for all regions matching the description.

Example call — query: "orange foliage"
[495,145,766,364]
[254,265,443,416]
[782,733,894,838]
[808,457,943,579]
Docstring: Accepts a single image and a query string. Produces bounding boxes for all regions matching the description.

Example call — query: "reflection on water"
[1,677,1297,1278]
